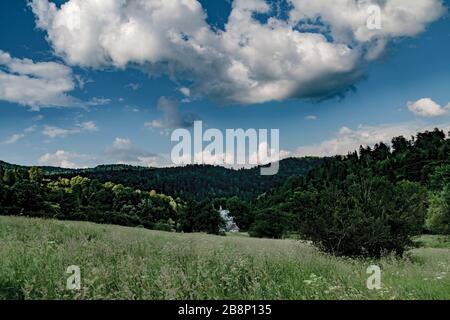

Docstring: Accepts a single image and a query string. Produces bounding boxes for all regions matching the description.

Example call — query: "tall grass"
[0,216,448,300]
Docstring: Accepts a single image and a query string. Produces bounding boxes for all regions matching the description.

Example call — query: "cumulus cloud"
[0,50,76,110]
[77,121,98,132]
[0,50,112,110]
[42,121,99,138]
[145,97,200,132]
[288,0,444,44]
[38,150,89,168]
[179,87,196,103]
[407,98,450,117]
[296,122,450,157]
[104,137,162,167]
[179,87,191,98]
[30,0,445,105]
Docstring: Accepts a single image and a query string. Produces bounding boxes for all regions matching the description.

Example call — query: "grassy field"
[0,216,449,300]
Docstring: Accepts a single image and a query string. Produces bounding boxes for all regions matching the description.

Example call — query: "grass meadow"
[0,216,449,300]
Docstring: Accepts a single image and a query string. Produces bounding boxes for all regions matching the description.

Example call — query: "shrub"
[294,176,427,257]
[426,186,450,235]
[249,208,288,239]
[178,201,223,235]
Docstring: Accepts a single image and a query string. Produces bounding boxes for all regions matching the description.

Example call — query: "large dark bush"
[178,200,223,235]
[293,176,427,257]
[249,208,288,239]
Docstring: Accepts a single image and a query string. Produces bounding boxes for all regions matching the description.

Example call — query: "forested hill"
[0,161,73,175]
[0,157,323,200]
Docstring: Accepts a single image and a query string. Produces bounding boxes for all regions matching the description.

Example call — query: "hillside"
[0,216,448,300]
[0,157,323,200]
[0,160,74,175]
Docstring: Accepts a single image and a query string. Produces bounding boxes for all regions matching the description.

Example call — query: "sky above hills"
[1,0,450,168]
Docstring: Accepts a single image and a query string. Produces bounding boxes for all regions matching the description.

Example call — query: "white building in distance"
[219,206,240,233]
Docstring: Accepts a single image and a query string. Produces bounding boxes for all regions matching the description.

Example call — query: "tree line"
[0,166,224,234]
[40,157,323,201]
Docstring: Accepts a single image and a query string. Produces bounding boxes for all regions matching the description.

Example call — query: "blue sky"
[1,0,450,168]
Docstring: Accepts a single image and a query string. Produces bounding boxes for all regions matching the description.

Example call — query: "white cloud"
[78,121,98,132]
[0,50,111,110]
[105,137,162,167]
[175,141,290,169]
[3,125,40,145]
[134,156,163,167]
[85,97,111,107]
[42,121,99,138]
[179,87,196,103]
[38,141,164,169]
[30,0,445,105]
[112,137,132,150]
[288,0,445,44]
[38,150,88,168]
[407,98,449,117]
[305,115,318,120]
[179,87,191,98]
[4,133,25,145]
[296,122,450,157]
[42,126,72,138]
[0,50,76,110]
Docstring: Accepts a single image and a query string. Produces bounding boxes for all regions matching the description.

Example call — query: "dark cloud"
[145,97,201,131]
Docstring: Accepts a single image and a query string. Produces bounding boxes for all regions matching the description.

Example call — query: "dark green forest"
[1,128,450,257]
[41,157,322,200]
